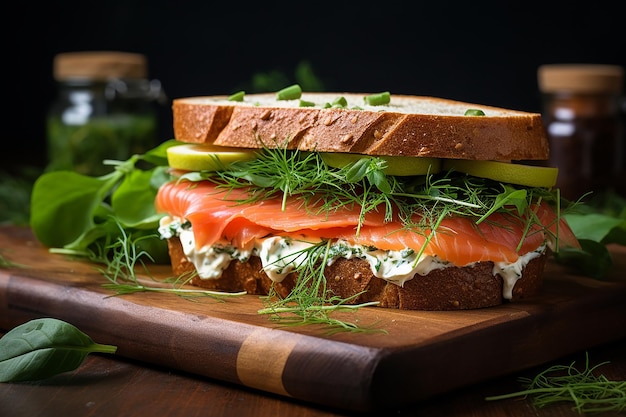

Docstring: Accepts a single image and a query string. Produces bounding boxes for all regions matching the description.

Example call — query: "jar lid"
[538,64,624,94]
[53,51,148,81]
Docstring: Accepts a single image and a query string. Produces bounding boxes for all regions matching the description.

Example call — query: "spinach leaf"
[29,140,177,261]
[0,318,117,382]
[554,207,626,278]
[30,171,117,248]
[112,167,166,228]
[553,239,614,280]
[564,213,626,244]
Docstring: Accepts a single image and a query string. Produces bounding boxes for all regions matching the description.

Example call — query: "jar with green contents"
[46,51,165,176]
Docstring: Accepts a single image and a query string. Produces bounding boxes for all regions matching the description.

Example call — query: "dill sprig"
[205,145,404,229]
[209,145,329,210]
[53,222,245,301]
[486,353,626,414]
[195,146,565,245]
[257,239,387,334]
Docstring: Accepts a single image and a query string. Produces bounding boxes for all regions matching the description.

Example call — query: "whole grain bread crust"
[166,237,547,311]
[172,94,549,161]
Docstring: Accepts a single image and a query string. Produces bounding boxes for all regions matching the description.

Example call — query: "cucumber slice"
[167,144,256,171]
[443,159,558,187]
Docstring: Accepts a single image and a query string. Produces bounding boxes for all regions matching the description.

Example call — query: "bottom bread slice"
[166,237,547,310]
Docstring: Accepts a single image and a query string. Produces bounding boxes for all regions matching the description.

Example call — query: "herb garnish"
[196,143,564,245]
[30,140,178,258]
[257,239,386,335]
[486,353,626,414]
[53,221,246,301]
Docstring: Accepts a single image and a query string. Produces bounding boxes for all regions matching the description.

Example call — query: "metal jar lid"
[53,51,148,81]
[537,64,624,94]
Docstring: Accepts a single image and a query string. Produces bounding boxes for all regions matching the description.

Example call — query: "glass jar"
[46,51,165,176]
[538,64,624,201]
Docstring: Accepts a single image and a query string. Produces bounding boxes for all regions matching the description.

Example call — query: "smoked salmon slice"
[156,180,579,266]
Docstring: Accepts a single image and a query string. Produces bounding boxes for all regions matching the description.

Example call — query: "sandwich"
[155,86,580,311]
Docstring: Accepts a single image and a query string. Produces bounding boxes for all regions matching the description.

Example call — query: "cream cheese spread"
[159,216,546,300]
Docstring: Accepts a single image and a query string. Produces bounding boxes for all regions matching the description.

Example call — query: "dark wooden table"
[1,334,624,417]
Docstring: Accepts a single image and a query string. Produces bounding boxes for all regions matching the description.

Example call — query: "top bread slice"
[172,93,549,161]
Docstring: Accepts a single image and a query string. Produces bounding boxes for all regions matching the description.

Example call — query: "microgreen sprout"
[486,353,626,414]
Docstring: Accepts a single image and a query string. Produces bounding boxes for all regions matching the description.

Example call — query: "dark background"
[4,0,625,171]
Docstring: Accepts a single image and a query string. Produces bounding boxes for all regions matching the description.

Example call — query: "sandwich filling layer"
[155,180,571,300]
[158,216,546,300]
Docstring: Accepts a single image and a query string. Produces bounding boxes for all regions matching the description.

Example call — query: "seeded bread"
[166,237,547,310]
[172,93,549,161]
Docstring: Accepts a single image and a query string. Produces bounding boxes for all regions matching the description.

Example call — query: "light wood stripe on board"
[236,328,302,396]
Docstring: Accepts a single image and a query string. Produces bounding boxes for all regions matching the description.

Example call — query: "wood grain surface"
[2,338,625,417]
[1,225,625,413]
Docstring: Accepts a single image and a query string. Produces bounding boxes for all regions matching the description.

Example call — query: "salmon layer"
[155,180,579,266]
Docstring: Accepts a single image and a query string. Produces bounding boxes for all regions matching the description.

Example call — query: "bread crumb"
[260,110,272,120]
[324,116,333,126]
[350,115,358,124]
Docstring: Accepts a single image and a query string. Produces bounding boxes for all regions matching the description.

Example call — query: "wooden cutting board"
[1,225,625,413]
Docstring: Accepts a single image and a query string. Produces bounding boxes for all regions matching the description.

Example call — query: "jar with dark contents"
[537,64,624,202]
[46,51,166,176]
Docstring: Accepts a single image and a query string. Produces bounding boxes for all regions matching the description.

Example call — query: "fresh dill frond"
[199,147,565,238]
[486,352,626,414]
[256,238,387,334]
[211,143,329,210]
[87,222,245,301]
[259,305,386,336]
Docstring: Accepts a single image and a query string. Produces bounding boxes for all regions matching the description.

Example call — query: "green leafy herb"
[207,146,563,241]
[30,140,177,263]
[486,353,626,414]
[257,239,387,334]
[60,221,246,301]
[0,318,117,382]
[552,190,626,278]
